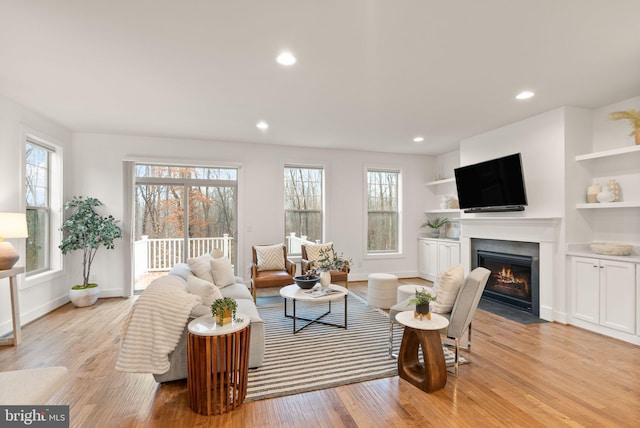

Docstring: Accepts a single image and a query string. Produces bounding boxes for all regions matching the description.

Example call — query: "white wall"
[71,133,434,297]
[459,108,566,219]
[0,95,73,337]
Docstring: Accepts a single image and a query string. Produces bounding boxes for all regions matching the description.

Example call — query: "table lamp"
[0,212,28,270]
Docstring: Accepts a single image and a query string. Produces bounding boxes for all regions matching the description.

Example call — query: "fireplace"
[471,239,539,316]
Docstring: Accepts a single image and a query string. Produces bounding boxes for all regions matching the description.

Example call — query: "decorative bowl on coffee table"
[293,275,320,289]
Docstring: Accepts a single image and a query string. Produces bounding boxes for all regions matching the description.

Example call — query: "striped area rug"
[245,292,465,402]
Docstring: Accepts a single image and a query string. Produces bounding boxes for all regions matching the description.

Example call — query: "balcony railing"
[134,235,234,278]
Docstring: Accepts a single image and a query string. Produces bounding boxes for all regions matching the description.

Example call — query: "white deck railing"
[134,235,234,277]
[286,232,317,256]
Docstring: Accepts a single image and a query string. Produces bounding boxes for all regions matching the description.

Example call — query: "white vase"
[319,271,331,287]
[596,187,615,203]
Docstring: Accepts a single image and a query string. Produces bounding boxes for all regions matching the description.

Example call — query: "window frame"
[283,164,325,257]
[364,166,403,257]
[21,129,64,285]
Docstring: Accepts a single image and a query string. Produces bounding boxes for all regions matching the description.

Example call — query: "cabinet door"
[572,257,600,324]
[437,242,460,273]
[600,260,636,334]
[419,239,438,281]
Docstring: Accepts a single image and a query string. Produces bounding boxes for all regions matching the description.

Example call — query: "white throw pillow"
[187,254,215,284]
[190,304,211,318]
[255,244,285,271]
[210,257,236,288]
[185,275,223,307]
[430,264,464,314]
[304,242,334,263]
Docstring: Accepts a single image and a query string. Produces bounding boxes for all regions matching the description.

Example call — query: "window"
[367,169,400,253]
[133,164,238,292]
[284,166,323,256]
[25,140,52,274]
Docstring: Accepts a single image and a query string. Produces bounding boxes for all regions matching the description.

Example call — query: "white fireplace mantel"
[458,217,563,322]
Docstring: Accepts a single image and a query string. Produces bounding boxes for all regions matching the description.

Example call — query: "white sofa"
[152,263,265,383]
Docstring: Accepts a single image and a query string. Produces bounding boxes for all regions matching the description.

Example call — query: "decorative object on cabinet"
[608,109,640,145]
[444,221,460,239]
[590,242,633,256]
[596,186,615,203]
[421,216,448,238]
[607,179,620,202]
[586,183,601,203]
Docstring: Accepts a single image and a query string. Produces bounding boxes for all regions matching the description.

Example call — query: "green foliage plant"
[421,216,449,230]
[407,288,436,306]
[59,196,122,289]
[210,297,239,325]
[314,247,352,271]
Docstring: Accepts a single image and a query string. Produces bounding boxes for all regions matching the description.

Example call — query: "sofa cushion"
[187,254,215,283]
[210,257,235,288]
[185,275,222,307]
[305,242,333,263]
[220,282,253,300]
[168,263,192,282]
[255,244,285,271]
[431,264,464,313]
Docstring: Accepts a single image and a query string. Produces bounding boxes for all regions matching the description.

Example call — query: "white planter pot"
[69,285,100,307]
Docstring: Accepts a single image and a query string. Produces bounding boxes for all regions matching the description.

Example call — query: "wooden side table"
[395,311,449,393]
[0,267,24,346]
[187,313,251,415]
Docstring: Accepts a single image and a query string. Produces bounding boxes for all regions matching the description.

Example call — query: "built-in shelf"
[576,202,640,209]
[575,144,640,161]
[424,177,455,186]
[425,209,461,214]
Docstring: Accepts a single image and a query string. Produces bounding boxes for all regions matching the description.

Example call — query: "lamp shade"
[0,212,28,270]
[0,212,28,239]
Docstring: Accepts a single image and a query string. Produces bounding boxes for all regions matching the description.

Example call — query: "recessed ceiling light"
[256,121,269,131]
[413,136,424,143]
[516,90,535,100]
[276,51,297,66]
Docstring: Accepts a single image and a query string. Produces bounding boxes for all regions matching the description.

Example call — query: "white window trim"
[20,126,64,290]
[363,164,403,259]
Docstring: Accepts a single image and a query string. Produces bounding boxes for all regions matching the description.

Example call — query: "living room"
[1,2,640,426]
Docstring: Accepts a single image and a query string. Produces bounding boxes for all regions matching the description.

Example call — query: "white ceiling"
[1,0,639,155]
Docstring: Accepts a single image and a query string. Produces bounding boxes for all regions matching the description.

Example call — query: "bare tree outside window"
[25,141,51,273]
[367,169,399,252]
[284,166,323,255]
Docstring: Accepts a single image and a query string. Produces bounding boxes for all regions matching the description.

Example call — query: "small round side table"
[187,313,251,415]
[395,311,449,393]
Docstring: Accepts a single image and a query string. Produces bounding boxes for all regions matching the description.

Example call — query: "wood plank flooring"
[1,278,639,427]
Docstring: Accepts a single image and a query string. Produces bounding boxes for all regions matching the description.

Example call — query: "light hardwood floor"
[1,278,639,427]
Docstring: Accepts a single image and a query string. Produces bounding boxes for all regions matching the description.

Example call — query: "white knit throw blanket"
[116,275,201,374]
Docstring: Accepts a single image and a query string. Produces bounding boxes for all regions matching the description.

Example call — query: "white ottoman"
[367,273,398,309]
[397,284,430,303]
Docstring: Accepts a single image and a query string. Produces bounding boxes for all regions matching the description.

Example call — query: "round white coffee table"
[279,284,348,334]
[395,311,449,393]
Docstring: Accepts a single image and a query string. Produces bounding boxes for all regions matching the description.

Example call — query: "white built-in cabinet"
[571,256,637,335]
[418,238,460,282]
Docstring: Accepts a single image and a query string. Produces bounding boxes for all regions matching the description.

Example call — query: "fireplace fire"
[477,249,536,314]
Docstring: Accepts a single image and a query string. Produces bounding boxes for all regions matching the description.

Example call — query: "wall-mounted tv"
[454,153,528,213]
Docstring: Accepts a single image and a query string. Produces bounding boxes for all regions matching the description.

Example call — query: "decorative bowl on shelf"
[590,242,633,256]
[293,275,320,289]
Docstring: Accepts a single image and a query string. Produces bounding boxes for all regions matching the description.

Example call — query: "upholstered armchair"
[301,243,349,288]
[250,244,296,301]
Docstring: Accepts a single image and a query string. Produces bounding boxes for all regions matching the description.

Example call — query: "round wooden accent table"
[395,311,449,393]
[187,313,251,415]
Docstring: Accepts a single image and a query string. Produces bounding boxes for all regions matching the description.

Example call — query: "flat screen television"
[454,153,528,213]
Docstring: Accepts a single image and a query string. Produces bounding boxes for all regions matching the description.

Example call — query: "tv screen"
[454,153,528,213]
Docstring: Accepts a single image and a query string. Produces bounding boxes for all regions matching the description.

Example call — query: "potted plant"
[408,288,436,320]
[59,196,122,307]
[313,247,352,287]
[210,297,238,326]
[421,216,448,238]
[609,109,640,145]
